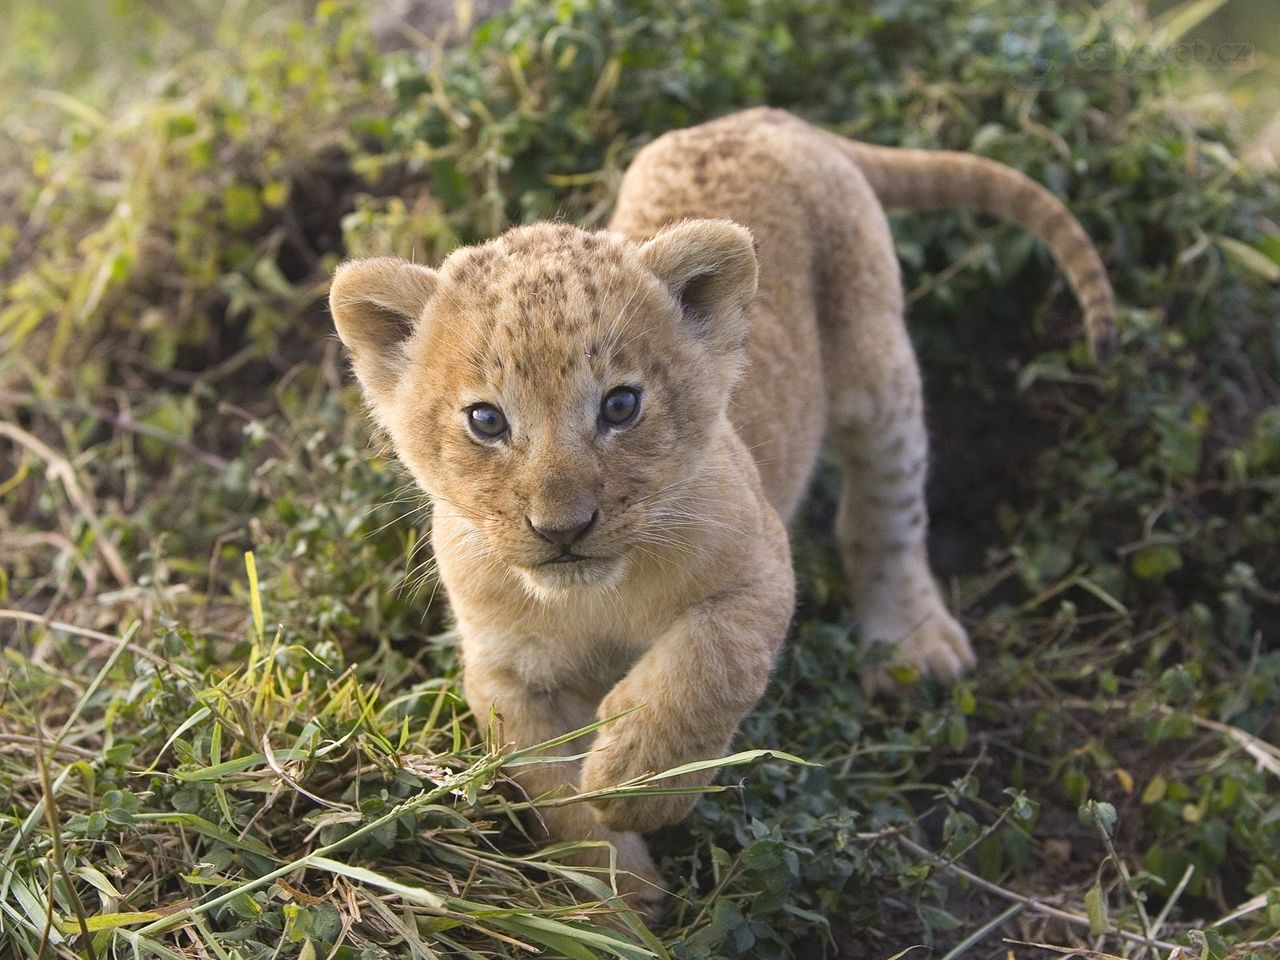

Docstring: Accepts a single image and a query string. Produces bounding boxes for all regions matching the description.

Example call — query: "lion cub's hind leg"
[830,354,975,684]
[819,203,975,684]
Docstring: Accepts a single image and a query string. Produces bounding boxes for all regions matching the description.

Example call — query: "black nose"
[527,511,598,547]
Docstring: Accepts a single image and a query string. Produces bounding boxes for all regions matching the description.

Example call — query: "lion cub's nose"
[527,511,598,547]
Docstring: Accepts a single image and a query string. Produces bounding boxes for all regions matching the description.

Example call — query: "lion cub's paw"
[606,832,667,927]
[614,872,666,929]
[589,788,696,835]
[568,830,664,928]
[861,599,975,692]
[583,734,698,833]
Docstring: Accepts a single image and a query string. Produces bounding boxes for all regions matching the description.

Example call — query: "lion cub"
[329,108,1113,918]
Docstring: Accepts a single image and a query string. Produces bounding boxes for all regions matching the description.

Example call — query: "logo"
[1002,16,1072,91]
[1002,17,1256,90]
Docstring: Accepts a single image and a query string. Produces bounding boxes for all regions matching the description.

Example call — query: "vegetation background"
[1,0,1278,957]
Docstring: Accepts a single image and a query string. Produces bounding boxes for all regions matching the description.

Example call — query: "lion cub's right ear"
[329,257,439,406]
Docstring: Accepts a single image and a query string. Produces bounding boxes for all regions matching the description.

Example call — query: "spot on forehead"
[453,226,653,355]
[449,243,501,283]
[493,304,527,341]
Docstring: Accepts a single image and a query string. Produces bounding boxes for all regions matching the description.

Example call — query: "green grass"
[2,0,1279,957]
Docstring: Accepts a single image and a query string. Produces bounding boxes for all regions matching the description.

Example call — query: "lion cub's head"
[330,221,757,595]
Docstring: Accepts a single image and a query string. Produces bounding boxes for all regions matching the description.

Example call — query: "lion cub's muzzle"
[526,510,598,550]
[522,496,602,565]
[507,505,628,590]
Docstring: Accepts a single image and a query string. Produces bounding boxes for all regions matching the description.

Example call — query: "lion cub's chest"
[508,632,642,695]
[499,592,673,694]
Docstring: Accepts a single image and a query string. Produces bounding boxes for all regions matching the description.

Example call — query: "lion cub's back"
[610,109,868,518]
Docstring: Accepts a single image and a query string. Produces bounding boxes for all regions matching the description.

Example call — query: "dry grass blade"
[896,837,1181,953]
[0,422,132,588]
[1002,938,1127,959]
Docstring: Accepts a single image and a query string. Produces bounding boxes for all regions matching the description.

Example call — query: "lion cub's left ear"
[330,257,438,407]
[639,219,758,361]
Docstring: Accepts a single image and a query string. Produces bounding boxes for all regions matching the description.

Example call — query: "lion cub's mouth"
[518,549,624,594]
[544,551,591,565]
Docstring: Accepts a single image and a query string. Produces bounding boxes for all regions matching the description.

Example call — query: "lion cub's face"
[331,221,757,596]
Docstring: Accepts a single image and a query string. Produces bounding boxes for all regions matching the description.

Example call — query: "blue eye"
[467,404,508,439]
[600,387,641,428]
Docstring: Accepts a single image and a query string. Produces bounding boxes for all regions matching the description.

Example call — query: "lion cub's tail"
[838,138,1116,361]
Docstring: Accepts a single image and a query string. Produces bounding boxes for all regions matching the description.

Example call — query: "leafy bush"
[1,0,1278,958]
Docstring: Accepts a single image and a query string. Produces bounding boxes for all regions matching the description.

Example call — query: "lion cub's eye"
[466,403,509,440]
[600,387,641,429]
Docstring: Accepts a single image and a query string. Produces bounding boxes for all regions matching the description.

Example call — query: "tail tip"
[1089,315,1117,364]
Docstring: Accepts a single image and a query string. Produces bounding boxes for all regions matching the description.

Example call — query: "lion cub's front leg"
[581,574,793,833]
[462,656,665,918]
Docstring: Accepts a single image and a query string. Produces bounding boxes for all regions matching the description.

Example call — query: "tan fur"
[329,107,1113,921]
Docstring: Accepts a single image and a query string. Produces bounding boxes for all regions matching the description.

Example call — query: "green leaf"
[1217,235,1280,284]
[133,813,275,858]
[1141,775,1168,805]
[975,833,1004,879]
[58,910,162,933]
[174,747,311,781]
[918,904,962,932]
[1085,882,1109,935]
[1079,800,1117,836]
[306,856,446,908]
[222,182,264,231]
[1132,544,1183,581]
